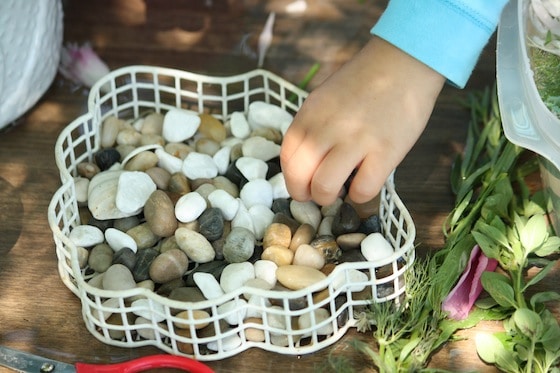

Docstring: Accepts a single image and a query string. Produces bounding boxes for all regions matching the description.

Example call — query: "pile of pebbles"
[68,101,398,354]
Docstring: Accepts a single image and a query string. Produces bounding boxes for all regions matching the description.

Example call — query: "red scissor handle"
[74,354,214,373]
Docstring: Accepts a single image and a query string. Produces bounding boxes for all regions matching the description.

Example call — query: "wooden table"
[0,1,557,372]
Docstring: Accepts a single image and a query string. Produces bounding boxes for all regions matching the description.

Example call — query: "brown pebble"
[263,223,292,250]
[289,223,315,252]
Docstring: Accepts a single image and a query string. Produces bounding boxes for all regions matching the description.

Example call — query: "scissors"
[0,346,214,373]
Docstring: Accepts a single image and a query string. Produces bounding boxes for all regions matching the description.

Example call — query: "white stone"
[135,316,157,340]
[317,216,334,236]
[235,156,268,181]
[268,172,290,199]
[217,298,247,325]
[242,278,274,299]
[105,228,138,253]
[74,177,89,204]
[175,192,207,223]
[253,260,278,287]
[182,152,218,180]
[220,262,255,294]
[248,204,274,240]
[247,101,293,131]
[115,171,156,215]
[242,136,281,161]
[292,244,325,270]
[231,201,254,234]
[290,200,322,230]
[208,189,240,221]
[91,297,120,321]
[298,308,333,336]
[155,148,183,174]
[193,272,225,300]
[230,111,251,139]
[131,298,167,323]
[332,268,369,292]
[240,179,273,209]
[175,227,215,263]
[213,145,231,175]
[220,136,243,148]
[245,294,271,319]
[207,333,242,352]
[162,108,200,143]
[361,232,395,262]
[102,264,136,290]
[266,306,287,329]
[69,224,104,247]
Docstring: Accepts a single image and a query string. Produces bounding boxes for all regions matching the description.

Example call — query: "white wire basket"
[48,66,416,361]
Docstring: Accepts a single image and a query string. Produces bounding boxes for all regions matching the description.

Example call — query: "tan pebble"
[165,142,193,160]
[250,127,283,144]
[145,167,171,190]
[127,222,160,249]
[320,263,337,276]
[312,288,331,304]
[336,232,367,251]
[106,312,135,340]
[158,236,178,253]
[77,162,100,179]
[195,137,220,156]
[261,245,294,266]
[292,244,325,270]
[194,183,216,201]
[263,223,292,250]
[168,172,191,195]
[143,190,178,238]
[175,328,194,354]
[141,112,164,135]
[177,220,199,232]
[242,278,273,299]
[310,236,341,263]
[149,249,189,283]
[189,178,213,191]
[276,265,327,290]
[115,144,136,159]
[212,176,239,197]
[289,223,315,252]
[198,113,227,142]
[174,309,211,329]
[244,317,265,342]
[140,133,165,147]
[230,142,243,162]
[101,116,126,148]
[116,128,141,146]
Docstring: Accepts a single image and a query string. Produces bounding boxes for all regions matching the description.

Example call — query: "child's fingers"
[348,153,390,204]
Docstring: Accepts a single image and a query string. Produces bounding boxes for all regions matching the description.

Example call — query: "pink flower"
[59,43,110,90]
[442,245,498,320]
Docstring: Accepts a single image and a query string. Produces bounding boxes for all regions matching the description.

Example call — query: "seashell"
[120,144,162,170]
[88,170,135,220]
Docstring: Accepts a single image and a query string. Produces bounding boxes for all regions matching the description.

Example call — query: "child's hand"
[280,37,445,206]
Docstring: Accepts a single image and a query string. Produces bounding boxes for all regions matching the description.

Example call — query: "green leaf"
[539,310,560,352]
[534,235,560,256]
[481,272,516,309]
[519,214,549,253]
[475,297,498,309]
[475,333,502,363]
[472,231,501,260]
[524,260,557,292]
[530,291,560,309]
[513,308,543,339]
[399,338,421,362]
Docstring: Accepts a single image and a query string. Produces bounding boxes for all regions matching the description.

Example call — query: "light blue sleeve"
[371,0,509,88]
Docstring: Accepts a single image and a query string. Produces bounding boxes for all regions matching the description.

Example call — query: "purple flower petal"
[59,43,110,89]
[442,244,498,320]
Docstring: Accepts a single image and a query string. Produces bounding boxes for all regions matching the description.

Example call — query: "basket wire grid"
[48,66,416,360]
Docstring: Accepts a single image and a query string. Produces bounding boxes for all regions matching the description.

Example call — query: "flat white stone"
[193,272,225,300]
[213,145,231,175]
[105,227,138,253]
[240,179,273,209]
[207,333,242,352]
[253,260,278,287]
[217,299,247,326]
[332,268,369,292]
[162,108,200,143]
[115,171,156,215]
[247,101,293,131]
[155,148,183,174]
[236,156,268,181]
[241,136,281,161]
[361,232,394,262]
[230,111,251,139]
[231,202,254,234]
[248,204,274,240]
[131,298,167,323]
[208,189,240,221]
[182,152,218,180]
[175,192,207,223]
[290,200,322,231]
[268,172,290,199]
[220,262,255,294]
[69,225,104,247]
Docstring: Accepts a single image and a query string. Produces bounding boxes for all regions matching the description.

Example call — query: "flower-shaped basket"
[48,66,416,361]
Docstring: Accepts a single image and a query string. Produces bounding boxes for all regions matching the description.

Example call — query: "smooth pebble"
[360,232,394,262]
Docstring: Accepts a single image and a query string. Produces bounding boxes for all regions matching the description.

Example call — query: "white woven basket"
[48,66,416,361]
